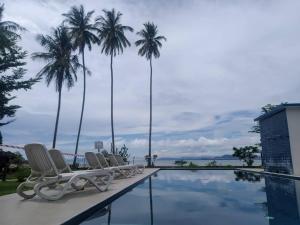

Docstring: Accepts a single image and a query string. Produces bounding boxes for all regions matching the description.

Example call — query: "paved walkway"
[0,168,158,225]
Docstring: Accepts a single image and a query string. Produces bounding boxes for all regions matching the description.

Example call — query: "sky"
[2,0,300,158]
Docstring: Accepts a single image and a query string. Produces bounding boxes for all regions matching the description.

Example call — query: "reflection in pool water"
[78,170,300,225]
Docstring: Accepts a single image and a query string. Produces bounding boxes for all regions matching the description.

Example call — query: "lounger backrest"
[48,149,72,173]
[85,152,102,169]
[24,143,59,177]
[107,154,119,167]
[114,155,126,165]
[96,153,110,168]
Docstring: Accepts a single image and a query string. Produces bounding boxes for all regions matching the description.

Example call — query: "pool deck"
[0,168,159,225]
[237,168,300,180]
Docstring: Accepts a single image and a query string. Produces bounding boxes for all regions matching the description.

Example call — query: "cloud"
[2,0,300,158]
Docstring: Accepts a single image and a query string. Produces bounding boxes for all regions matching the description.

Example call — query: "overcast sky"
[2,0,300,158]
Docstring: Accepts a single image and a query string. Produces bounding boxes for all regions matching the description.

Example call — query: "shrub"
[206,160,217,167]
[15,167,31,182]
[118,144,130,162]
[187,162,199,168]
[174,160,187,166]
[232,145,260,166]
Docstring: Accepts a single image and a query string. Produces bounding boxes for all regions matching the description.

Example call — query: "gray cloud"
[2,0,300,158]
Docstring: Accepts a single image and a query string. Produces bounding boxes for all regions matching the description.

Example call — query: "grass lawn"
[0,180,20,196]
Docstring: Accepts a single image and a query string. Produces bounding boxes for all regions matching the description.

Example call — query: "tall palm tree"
[135,22,166,167]
[63,5,99,167]
[95,9,133,153]
[0,4,25,53]
[32,26,80,148]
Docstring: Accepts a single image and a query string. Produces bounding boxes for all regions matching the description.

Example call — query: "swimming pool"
[75,170,300,225]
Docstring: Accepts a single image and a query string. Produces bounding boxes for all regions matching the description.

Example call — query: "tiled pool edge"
[237,168,300,180]
[62,168,159,225]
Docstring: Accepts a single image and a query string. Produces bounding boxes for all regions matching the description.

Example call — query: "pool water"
[78,170,300,225]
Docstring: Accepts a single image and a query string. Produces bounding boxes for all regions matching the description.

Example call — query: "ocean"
[133,159,262,166]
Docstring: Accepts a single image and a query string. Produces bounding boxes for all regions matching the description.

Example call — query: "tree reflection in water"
[149,176,154,225]
[234,170,262,182]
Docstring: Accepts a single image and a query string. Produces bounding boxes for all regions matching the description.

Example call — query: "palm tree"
[135,22,166,167]
[32,26,80,148]
[63,5,99,167]
[95,9,133,153]
[0,4,25,53]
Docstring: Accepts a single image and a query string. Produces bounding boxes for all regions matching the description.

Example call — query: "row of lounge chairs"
[16,143,144,201]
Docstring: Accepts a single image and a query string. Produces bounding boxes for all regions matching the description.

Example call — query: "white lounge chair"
[48,149,114,184]
[17,144,113,201]
[96,153,138,176]
[114,154,144,174]
[85,152,134,178]
[48,149,72,173]
[107,154,139,176]
[96,153,110,168]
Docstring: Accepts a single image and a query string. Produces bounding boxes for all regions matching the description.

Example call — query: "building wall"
[286,108,300,175]
[260,110,293,174]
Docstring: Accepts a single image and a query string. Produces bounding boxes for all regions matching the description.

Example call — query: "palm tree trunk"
[110,54,115,154]
[107,204,112,225]
[52,87,62,148]
[0,130,2,147]
[73,49,86,167]
[148,57,153,167]
[149,176,154,225]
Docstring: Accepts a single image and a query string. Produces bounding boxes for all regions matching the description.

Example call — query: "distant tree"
[10,151,24,165]
[187,162,199,168]
[32,26,80,148]
[95,9,133,154]
[118,144,130,162]
[0,4,37,146]
[206,160,218,167]
[0,4,25,54]
[0,150,8,181]
[63,5,99,167]
[232,145,260,166]
[174,159,187,167]
[249,104,281,134]
[234,170,262,182]
[135,22,166,167]
[0,150,24,181]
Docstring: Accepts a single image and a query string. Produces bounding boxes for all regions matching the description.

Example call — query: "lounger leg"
[34,180,65,201]
[139,166,145,173]
[33,172,114,201]
[95,170,114,185]
[72,173,112,192]
[17,182,36,199]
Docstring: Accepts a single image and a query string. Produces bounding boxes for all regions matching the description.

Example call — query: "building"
[255,103,300,175]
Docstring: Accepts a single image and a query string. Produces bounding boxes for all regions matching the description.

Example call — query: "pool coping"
[62,168,159,225]
[236,168,300,180]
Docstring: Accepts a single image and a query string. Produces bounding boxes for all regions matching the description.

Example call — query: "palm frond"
[63,4,99,52]
[32,25,79,92]
[95,8,133,56]
[135,22,166,60]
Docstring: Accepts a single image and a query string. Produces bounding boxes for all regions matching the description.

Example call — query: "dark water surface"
[78,170,300,225]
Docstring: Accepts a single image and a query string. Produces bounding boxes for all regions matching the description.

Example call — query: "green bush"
[206,160,217,167]
[15,167,31,182]
[186,162,199,168]
[174,160,187,166]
